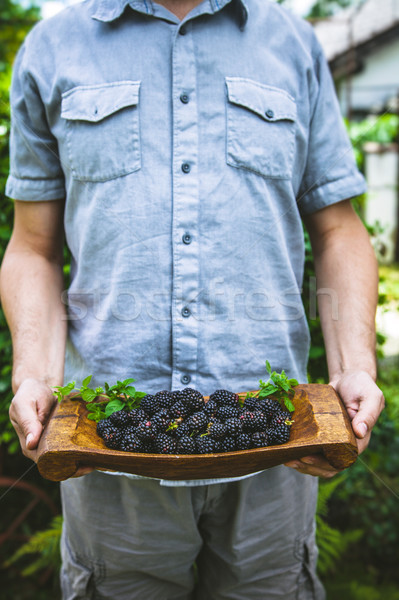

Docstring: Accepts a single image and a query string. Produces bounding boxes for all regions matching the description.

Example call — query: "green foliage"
[325,366,399,575]
[307,0,355,18]
[256,360,298,412]
[4,514,62,577]
[54,376,147,421]
[0,0,40,452]
[316,475,363,575]
[346,114,399,170]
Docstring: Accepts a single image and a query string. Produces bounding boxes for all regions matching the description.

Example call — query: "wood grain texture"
[36,384,358,481]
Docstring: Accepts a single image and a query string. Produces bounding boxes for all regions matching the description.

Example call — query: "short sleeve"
[5,42,65,201]
[297,33,366,216]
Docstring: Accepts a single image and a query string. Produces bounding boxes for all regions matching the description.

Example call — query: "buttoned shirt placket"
[171,21,200,390]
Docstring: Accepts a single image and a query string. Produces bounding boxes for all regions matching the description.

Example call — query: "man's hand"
[9,378,56,461]
[10,377,94,477]
[285,370,384,478]
[330,370,384,454]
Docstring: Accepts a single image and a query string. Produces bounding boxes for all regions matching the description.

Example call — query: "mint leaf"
[81,388,98,403]
[104,399,126,417]
[124,386,137,397]
[53,382,76,402]
[257,361,298,412]
[284,398,296,412]
[82,375,92,388]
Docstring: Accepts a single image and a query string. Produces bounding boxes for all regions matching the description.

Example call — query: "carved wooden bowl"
[36,384,358,482]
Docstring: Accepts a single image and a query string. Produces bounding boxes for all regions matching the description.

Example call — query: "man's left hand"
[284,370,385,478]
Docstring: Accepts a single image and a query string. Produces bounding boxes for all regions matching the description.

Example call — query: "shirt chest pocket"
[61,81,141,182]
[226,77,297,180]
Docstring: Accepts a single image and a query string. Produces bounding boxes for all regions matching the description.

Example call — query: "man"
[1,0,384,598]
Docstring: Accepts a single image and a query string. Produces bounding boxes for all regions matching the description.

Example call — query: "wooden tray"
[36,384,358,481]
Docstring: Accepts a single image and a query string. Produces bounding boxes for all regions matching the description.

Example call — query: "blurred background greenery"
[0,0,398,598]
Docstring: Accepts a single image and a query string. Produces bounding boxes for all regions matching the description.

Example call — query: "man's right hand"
[9,378,56,461]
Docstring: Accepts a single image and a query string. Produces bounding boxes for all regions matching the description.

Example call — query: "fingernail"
[301,457,316,465]
[357,422,368,438]
[26,433,33,447]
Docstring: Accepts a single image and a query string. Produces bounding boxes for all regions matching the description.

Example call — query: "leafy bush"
[325,366,399,575]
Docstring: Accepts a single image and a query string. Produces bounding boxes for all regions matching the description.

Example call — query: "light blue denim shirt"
[7,0,365,484]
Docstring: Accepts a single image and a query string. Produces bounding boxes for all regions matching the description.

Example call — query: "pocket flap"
[226,77,296,122]
[61,81,141,122]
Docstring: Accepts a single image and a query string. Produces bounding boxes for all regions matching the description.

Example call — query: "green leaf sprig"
[249,360,298,413]
[53,376,146,422]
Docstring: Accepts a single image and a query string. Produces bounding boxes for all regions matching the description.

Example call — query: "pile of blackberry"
[96,388,293,454]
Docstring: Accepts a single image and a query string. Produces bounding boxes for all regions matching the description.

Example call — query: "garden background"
[0,0,398,598]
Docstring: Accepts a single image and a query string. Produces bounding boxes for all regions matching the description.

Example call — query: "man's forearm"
[308,205,378,382]
[0,248,67,392]
[314,226,378,381]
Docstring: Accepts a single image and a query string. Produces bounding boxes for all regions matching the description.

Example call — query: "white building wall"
[364,143,398,264]
[338,37,399,115]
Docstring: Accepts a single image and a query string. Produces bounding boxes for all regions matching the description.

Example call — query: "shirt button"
[265,109,274,119]
[179,26,187,35]
[181,306,191,318]
[182,233,192,244]
[180,93,189,104]
[181,374,191,385]
[181,162,191,173]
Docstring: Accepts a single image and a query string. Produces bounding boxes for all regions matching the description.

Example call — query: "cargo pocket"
[61,81,141,182]
[295,532,326,600]
[226,77,296,179]
[60,534,106,600]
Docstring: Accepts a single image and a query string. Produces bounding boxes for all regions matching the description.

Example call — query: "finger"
[9,399,44,450]
[9,379,56,451]
[351,387,385,441]
[284,455,339,478]
[70,466,95,478]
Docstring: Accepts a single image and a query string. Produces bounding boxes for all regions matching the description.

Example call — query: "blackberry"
[108,409,129,428]
[180,388,206,413]
[120,431,142,452]
[204,398,218,418]
[267,423,291,445]
[154,433,177,454]
[96,419,112,437]
[155,390,175,409]
[101,426,123,449]
[243,395,259,412]
[216,405,240,421]
[186,411,208,433]
[196,436,219,454]
[140,394,160,416]
[224,417,242,436]
[220,436,238,453]
[209,389,239,406]
[271,409,292,425]
[207,421,227,440]
[240,410,267,433]
[176,435,196,454]
[170,390,183,402]
[251,431,268,448]
[236,432,252,450]
[136,419,158,441]
[170,400,190,420]
[174,421,190,439]
[126,408,148,427]
[151,408,171,432]
[257,398,283,418]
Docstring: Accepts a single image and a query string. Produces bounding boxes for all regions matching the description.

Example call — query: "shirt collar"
[91,0,248,29]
